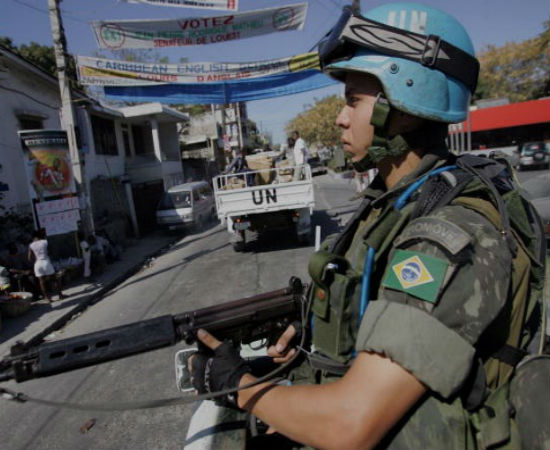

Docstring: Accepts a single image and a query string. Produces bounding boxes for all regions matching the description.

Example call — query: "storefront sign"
[124,0,239,11]
[37,208,81,236]
[35,197,79,216]
[76,52,320,85]
[92,3,307,49]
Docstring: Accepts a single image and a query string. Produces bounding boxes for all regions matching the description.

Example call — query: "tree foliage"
[0,36,81,90]
[246,118,271,150]
[173,104,211,117]
[475,20,550,102]
[286,95,344,149]
[1,37,57,74]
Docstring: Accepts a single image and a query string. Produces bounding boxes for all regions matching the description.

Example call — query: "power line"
[9,0,89,25]
[0,84,59,110]
[10,0,47,15]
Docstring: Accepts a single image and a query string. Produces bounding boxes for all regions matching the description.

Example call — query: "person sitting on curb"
[96,231,120,263]
[88,235,107,275]
[4,242,40,298]
[0,265,11,294]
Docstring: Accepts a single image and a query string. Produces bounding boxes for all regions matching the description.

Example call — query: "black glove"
[290,320,303,346]
[191,341,251,408]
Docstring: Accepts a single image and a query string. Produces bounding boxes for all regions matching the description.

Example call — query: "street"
[516,166,550,200]
[0,173,360,450]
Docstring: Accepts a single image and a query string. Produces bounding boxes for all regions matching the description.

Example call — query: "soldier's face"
[335,73,382,162]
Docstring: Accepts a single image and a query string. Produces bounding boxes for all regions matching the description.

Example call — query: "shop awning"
[462,98,550,133]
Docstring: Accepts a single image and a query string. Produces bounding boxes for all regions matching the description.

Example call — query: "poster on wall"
[18,130,80,236]
[18,130,76,200]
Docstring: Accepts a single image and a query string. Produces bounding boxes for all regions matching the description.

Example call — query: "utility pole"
[352,0,361,14]
[235,102,243,150]
[48,0,93,234]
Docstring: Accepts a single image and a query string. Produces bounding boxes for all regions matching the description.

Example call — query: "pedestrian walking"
[28,229,65,302]
[78,232,91,279]
[292,131,308,166]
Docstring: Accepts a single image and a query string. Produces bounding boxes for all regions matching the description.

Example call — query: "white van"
[156,181,216,231]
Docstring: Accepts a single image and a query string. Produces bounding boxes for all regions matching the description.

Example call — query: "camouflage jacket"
[306,150,515,450]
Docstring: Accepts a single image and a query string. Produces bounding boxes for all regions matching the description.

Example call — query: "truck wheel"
[298,233,312,245]
[296,225,312,245]
[232,230,246,252]
[195,216,204,232]
[232,241,245,252]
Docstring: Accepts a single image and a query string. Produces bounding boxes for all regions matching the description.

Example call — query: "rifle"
[0,277,305,384]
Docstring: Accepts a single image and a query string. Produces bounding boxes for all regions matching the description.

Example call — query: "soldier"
[190,3,546,449]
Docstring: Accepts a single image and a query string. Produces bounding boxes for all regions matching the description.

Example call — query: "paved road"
[0,173,359,450]
[516,167,549,201]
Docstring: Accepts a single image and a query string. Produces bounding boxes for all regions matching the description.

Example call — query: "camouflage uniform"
[306,149,514,450]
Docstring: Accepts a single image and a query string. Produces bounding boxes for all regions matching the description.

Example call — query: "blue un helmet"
[319,2,479,124]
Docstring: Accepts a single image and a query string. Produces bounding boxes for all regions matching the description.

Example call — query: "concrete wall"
[0,52,185,243]
[159,122,180,161]
[89,177,131,245]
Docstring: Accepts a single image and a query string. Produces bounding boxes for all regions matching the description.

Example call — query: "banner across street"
[76,52,320,86]
[92,3,308,49]
[123,0,239,11]
[103,69,337,104]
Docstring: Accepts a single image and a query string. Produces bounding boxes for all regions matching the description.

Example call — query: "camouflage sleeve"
[355,205,513,398]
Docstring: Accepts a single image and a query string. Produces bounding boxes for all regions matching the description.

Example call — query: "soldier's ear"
[387,111,425,137]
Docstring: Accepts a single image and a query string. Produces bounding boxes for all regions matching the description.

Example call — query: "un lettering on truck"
[213,157,315,251]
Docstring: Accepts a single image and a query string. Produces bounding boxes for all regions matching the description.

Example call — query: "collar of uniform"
[369,148,450,208]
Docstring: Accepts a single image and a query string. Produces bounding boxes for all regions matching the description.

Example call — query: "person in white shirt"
[79,232,92,278]
[292,131,308,166]
[28,229,65,302]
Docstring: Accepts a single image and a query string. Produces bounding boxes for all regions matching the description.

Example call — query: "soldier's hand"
[267,321,301,363]
[188,329,251,409]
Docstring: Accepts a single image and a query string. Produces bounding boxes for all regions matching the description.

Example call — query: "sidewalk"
[0,232,178,357]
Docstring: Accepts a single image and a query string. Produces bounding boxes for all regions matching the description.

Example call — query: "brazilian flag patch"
[382,249,448,303]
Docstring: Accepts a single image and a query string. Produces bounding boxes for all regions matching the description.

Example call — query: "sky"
[1,0,548,144]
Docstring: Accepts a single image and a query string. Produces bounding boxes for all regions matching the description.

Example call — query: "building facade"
[0,45,189,250]
[179,102,250,183]
[448,97,550,152]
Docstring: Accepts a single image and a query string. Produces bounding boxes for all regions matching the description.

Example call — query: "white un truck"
[213,157,315,251]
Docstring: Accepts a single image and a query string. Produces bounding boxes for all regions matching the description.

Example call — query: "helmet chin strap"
[352,94,448,173]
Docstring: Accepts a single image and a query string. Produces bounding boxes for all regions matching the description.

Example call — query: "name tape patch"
[393,217,472,255]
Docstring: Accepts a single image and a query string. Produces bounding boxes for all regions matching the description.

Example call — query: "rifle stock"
[0,277,304,383]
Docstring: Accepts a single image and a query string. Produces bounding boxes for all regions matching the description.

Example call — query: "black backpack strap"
[411,167,474,220]
[493,344,529,367]
[456,155,518,255]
